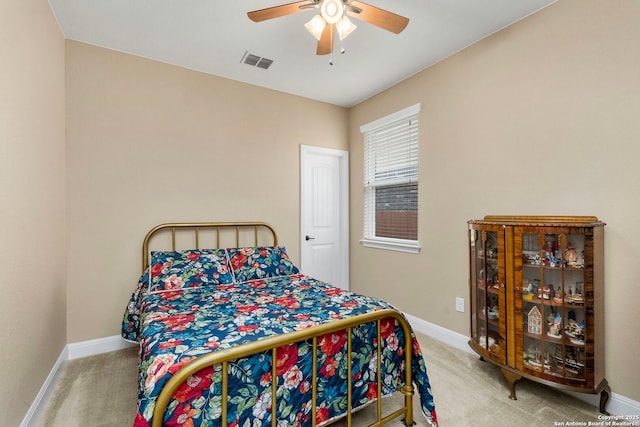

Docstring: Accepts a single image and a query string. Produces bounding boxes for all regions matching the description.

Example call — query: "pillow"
[148,249,233,293]
[227,246,300,283]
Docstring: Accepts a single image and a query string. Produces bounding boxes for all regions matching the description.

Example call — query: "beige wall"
[0,1,66,425]
[349,0,640,402]
[65,40,349,342]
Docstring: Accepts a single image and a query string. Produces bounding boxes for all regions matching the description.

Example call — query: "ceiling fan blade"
[316,24,334,55]
[348,1,409,34]
[247,1,313,22]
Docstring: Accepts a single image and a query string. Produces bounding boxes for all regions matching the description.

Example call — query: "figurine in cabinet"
[528,306,542,334]
[565,319,585,344]
[566,282,584,304]
[488,306,499,319]
[553,286,564,304]
[565,243,579,267]
[546,310,555,326]
[537,285,553,300]
[548,312,562,338]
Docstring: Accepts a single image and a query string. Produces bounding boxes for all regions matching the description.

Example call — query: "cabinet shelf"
[523,297,585,308]
[468,216,609,413]
[523,263,585,271]
[522,331,585,346]
[477,284,501,295]
[478,314,500,325]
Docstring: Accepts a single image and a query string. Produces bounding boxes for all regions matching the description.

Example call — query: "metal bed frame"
[141,222,416,427]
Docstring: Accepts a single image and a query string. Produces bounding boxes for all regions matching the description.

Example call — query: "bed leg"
[400,384,416,426]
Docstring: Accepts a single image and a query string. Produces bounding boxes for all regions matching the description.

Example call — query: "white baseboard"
[21,336,136,427]
[23,322,640,426]
[404,312,473,354]
[67,334,136,360]
[403,312,640,419]
[19,346,68,427]
[572,390,640,419]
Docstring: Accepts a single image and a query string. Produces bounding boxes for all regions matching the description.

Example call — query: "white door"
[300,145,349,290]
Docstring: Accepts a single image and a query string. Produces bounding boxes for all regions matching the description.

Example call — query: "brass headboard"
[142,222,278,272]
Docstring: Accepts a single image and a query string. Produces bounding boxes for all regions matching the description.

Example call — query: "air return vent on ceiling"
[241,51,273,70]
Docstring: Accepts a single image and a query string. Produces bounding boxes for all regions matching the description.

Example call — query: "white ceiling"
[49,0,556,107]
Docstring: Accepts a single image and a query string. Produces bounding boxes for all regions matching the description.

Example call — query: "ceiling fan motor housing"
[320,0,344,24]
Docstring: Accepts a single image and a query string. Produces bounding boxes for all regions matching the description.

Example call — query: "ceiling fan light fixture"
[337,15,357,40]
[320,0,344,25]
[305,14,326,41]
[247,0,409,57]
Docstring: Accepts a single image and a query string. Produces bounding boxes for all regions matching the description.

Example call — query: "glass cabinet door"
[470,228,503,360]
[520,231,586,381]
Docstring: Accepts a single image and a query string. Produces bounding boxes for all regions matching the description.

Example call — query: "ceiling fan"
[247,0,409,56]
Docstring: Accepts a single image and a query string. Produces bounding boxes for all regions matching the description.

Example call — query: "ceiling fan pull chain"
[340,15,345,55]
[329,23,334,65]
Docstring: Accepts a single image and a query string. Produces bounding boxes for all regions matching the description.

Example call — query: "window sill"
[360,238,421,254]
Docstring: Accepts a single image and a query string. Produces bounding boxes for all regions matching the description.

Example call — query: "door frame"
[300,144,350,290]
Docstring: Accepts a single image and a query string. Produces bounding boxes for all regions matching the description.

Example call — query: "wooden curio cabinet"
[468,216,610,413]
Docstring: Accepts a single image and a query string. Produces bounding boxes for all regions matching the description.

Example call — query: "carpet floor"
[37,333,603,426]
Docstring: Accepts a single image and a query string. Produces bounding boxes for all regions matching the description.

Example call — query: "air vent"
[256,58,273,69]
[241,51,273,70]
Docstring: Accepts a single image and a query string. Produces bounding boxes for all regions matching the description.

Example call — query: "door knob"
[305,235,315,241]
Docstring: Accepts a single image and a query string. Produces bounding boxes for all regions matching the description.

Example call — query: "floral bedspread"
[122,273,438,427]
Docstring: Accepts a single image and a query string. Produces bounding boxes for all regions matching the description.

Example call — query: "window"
[360,104,421,253]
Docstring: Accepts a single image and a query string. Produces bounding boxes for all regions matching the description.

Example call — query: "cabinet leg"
[500,368,522,400]
[599,383,611,415]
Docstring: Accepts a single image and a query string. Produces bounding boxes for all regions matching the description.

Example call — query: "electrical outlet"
[455,297,465,313]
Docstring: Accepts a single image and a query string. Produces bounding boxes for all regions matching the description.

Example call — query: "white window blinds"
[361,104,421,253]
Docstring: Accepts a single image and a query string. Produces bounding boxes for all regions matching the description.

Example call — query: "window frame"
[360,103,421,254]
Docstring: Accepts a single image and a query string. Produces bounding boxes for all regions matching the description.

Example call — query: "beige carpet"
[37,333,603,426]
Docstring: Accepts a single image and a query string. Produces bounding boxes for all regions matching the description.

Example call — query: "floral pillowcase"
[148,249,234,293]
[227,246,300,283]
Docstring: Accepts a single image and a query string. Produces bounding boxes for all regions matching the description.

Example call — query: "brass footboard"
[151,309,416,427]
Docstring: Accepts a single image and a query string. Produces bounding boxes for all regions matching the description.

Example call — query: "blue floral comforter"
[122,273,438,427]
